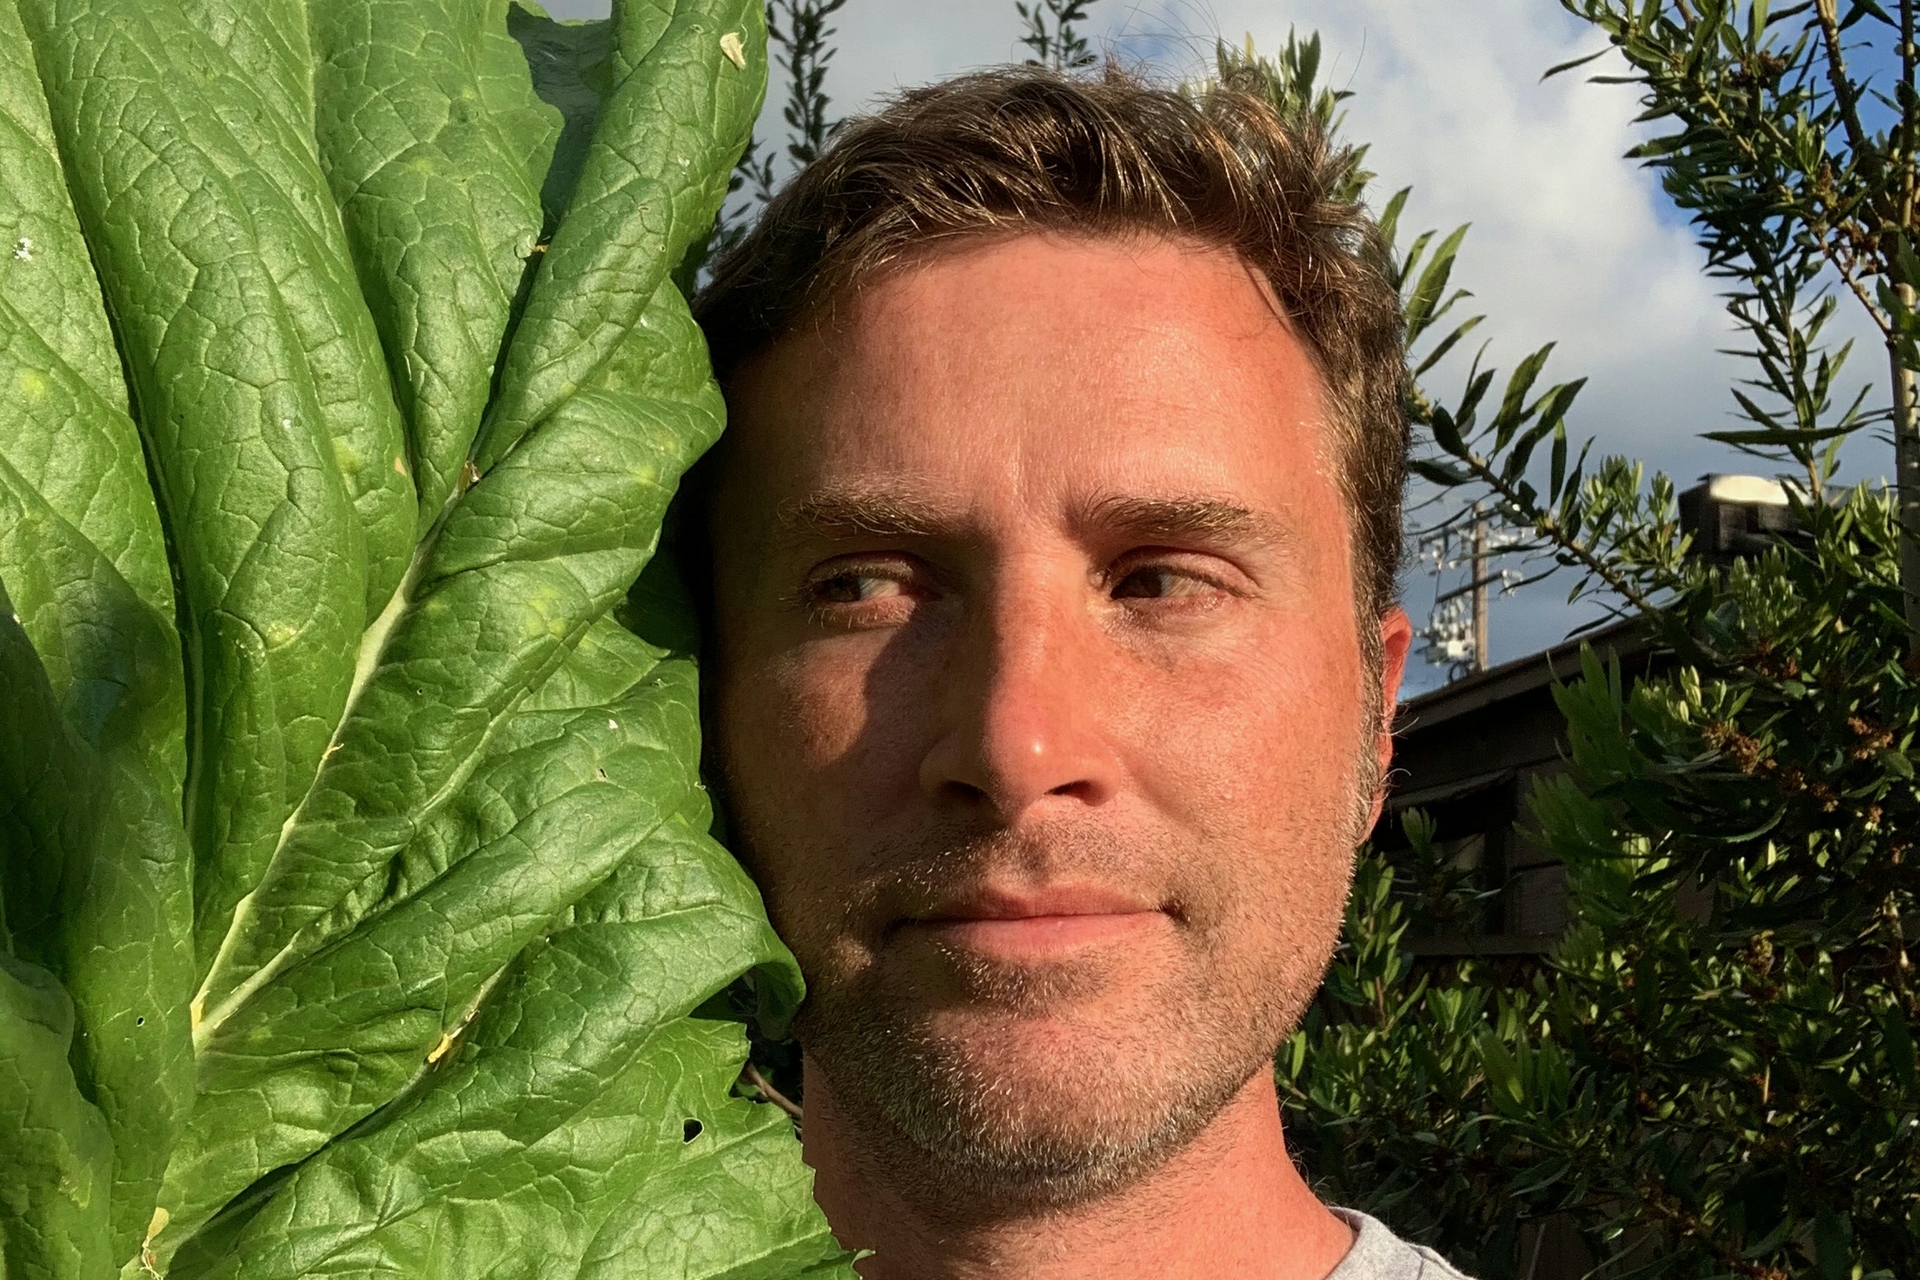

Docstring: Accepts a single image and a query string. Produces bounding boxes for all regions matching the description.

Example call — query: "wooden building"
[1375,473,1791,953]
[1373,618,1657,953]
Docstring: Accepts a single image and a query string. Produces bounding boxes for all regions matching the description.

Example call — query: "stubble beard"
[789,799,1366,1218]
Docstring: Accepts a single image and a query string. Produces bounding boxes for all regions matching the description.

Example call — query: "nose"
[917,576,1121,823]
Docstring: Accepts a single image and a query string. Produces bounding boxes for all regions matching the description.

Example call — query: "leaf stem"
[742,1060,804,1121]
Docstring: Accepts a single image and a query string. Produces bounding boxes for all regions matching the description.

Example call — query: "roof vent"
[1678,474,1798,561]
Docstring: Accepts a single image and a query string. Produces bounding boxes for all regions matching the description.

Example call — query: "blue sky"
[545,0,1900,698]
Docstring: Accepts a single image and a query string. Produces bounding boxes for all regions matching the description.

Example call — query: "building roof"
[1392,615,1647,738]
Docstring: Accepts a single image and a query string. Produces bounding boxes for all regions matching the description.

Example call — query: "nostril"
[938,778,993,806]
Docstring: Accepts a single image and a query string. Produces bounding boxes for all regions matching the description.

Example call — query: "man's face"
[708,232,1410,1204]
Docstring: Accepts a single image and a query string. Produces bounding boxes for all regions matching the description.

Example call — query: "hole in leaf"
[135,1017,145,1026]
[682,1119,703,1143]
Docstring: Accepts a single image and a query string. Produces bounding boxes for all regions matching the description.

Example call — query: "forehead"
[719,232,1341,535]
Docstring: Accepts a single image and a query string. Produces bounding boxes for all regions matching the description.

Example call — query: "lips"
[893,885,1170,959]
[917,884,1158,922]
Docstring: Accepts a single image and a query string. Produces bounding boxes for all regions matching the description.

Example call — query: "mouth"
[892,885,1171,960]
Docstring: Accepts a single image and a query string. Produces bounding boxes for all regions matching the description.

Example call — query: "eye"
[797,558,929,627]
[811,571,907,604]
[1111,565,1217,600]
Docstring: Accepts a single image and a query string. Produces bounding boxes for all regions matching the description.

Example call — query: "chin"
[898,1029,1250,1211]
[804,982,1274,1211]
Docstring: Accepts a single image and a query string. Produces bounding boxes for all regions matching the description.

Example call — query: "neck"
[801,1060,1355,1280]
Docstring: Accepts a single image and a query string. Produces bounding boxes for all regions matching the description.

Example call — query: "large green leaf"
[0,31,203,1229]
[476,0,763,469]
[195,273,734,1029]
[0,0,176,746]
[0,0,127,418]
[169,813,830,1280]
[0,0,846,1273]
[176,0,419,623]
[161,660,710,1240]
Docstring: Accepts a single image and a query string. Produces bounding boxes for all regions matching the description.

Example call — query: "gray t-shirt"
[1325,1209,1476,1280]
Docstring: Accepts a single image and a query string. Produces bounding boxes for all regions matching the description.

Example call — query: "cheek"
[753,651,863,764]
[1118,613,1367,842]
[714,638,927,901]
[1136,634,1364,982]
[712,666,843,965]
[718,647,859,842]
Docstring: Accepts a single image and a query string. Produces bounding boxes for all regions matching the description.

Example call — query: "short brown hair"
[693,64,1408,620]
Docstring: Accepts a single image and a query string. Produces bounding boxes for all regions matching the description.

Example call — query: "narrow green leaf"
[1542,46,1611,79]
[1397,228,1435,296]
[1411,313,1484,378]
[1492,345,1555,446]
[1376,185,1411,254]
[1704,425,1855,446]
[1842,0,1895,26]
[1403,224,1469,342]
[1454,360,1497,428]
[1428,405,1468,457]
[1409,457,1473,486]
[1729,386,1785,430]
[1505,380,1585,483]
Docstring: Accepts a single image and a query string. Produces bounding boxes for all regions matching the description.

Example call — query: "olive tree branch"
[1667,31,1891,344]
[1418,423,1666,618]
[1816,0,1887,194]
[1816,225,1900,342]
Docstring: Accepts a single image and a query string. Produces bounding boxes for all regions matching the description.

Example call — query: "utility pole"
[1416,505,1500,680]
[1471,513,1490,674]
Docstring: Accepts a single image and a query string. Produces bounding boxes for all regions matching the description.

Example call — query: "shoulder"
[1323,1209,1478,1280]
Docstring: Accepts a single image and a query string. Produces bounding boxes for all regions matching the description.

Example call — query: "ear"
[1362,606,1414,834]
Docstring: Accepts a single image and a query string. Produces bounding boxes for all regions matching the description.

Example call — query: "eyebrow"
[770,488,1289,552]
[772,490,955,544]
[1081,494,1291,549]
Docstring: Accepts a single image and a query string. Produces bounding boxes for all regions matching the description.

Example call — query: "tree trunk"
[1893,283,1920,650]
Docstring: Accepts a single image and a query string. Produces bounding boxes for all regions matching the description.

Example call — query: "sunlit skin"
[707,233,1412,1280]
